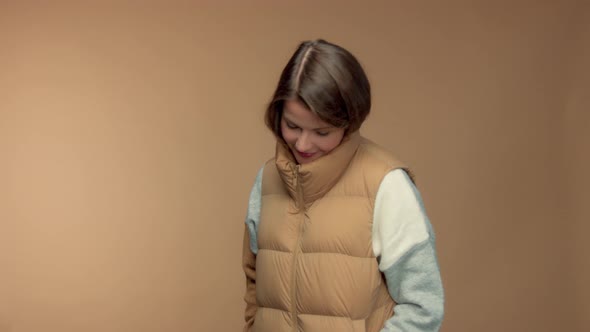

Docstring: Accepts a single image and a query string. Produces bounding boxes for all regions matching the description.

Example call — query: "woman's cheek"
[282,128,297,145]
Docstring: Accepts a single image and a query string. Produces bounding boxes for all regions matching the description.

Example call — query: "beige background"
[1,1,588,331]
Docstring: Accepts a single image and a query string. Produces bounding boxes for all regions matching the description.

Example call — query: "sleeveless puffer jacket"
[250,131,410,332]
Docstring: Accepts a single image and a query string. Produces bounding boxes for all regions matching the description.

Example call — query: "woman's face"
[280,99,345,164]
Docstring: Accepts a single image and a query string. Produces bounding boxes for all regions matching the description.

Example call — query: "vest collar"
[275,131,361,207]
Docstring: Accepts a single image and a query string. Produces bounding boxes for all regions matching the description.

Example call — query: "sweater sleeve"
[242,167,263,332]
[372,169,444,332]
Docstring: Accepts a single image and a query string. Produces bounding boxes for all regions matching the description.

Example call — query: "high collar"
[275,131,361,208]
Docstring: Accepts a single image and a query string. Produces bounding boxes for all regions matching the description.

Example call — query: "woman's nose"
[295,132,312,152]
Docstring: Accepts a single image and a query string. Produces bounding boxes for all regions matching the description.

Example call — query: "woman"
[242,39,444,332]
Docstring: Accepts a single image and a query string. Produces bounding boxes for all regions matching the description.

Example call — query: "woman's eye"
[287,122,299,129]
[316,131,329,137]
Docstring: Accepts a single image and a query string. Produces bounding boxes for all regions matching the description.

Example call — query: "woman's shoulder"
[356,137,413,179]
[257,158,288,196]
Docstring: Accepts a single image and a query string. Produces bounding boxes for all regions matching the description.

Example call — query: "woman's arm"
[373,169,445,332]
[242,168,263,332]
[242,226,257,331]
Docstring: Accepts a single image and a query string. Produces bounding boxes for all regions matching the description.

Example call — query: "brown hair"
[265,39,371,138]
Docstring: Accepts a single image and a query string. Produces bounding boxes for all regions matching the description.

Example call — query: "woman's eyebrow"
[283,115,332,131]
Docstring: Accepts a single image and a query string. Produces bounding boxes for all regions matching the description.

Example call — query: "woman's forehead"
[283,100,333,128]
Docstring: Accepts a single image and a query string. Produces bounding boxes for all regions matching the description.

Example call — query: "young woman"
[242,39,444,332]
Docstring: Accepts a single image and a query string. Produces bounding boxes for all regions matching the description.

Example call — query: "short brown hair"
[265,39,371,138]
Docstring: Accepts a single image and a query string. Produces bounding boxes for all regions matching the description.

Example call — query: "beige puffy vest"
[252,132,410,332]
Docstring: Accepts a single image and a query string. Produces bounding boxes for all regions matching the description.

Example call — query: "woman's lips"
[297,151,316,158]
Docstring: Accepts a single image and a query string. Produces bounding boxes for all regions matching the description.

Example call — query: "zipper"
[290,164,305,332]
[291,164,304,211]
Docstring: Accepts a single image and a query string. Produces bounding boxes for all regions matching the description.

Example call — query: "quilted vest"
[253,131,410,332]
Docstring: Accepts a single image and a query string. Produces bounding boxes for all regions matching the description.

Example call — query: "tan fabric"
[247,131,411,332]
